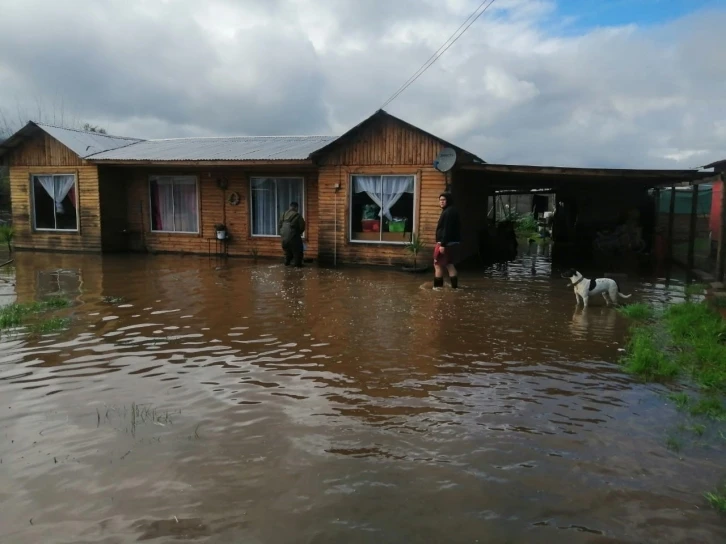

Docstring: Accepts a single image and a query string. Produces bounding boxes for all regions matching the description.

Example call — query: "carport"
[450,163,719,270]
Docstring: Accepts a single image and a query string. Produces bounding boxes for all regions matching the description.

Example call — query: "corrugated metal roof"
[87,135,339,161]
[36,123,143,158]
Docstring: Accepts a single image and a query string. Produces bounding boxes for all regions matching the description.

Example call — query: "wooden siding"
[318,164,447,266]
[123,167,319,258]
[319,114,446,167]
[8,132,84,167]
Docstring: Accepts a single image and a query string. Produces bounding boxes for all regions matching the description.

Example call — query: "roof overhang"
[459,162,720,189]
[0,122,41,158]
[91,159,318,167]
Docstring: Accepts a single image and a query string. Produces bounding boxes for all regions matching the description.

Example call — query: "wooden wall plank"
[124,167,319,258]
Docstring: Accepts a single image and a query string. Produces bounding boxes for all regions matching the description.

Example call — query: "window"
[32,174,78,231]
[250,177,304,236]
[350,175,415,243]
[149,176,199,233]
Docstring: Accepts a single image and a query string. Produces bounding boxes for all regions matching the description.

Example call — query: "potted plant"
[402,233,428,273]
[214,223,228,240]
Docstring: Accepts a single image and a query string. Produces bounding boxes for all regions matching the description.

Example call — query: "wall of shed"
[451,171,492,262]
[123,166,319,258]
[9,132,102,252]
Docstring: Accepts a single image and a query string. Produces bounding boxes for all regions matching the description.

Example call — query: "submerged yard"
[0,251,724,543]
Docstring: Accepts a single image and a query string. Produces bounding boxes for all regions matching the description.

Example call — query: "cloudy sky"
[1,0,725,168]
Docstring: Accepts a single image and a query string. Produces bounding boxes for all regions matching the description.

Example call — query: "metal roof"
[0,122,142,159]
[36,123,143,157]
[87,135,339,162]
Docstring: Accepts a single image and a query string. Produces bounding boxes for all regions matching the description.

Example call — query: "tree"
[82,123,107,134]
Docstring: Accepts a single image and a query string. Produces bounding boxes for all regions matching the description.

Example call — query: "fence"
[657,180,725,280]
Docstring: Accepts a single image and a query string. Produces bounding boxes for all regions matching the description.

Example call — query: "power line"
[379,0,498,111]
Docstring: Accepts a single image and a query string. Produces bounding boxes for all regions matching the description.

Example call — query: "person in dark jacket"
[434,192,461,288]
[278,202,306,267]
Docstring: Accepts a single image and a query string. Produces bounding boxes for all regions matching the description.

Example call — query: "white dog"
[561,269,632,307]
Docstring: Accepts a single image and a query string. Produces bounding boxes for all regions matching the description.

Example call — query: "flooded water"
[0,250,723,543]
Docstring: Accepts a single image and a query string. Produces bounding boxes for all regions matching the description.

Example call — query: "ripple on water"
[0,253,723,543]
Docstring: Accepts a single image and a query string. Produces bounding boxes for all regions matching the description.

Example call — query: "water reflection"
[0,252,723,543]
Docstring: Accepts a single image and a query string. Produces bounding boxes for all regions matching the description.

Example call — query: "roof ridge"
[83,138,149,159]
[34,121,143,141]
[147,135,338,142]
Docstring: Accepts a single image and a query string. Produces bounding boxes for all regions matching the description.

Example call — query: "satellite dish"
[434,147,457,172]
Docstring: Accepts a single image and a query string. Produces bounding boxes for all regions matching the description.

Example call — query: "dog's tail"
[618,292,632,299]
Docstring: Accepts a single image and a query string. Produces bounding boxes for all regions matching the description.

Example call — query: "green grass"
[684,283,708,297]
[621,326,679,381]
[669,392,691,411]
[705,484,726,514]
[0,296,71,331]
[618,303,655,321]
[29,317,71,334]
[668,392,726,421]
[0,224,14,254]
[665,433,683,452]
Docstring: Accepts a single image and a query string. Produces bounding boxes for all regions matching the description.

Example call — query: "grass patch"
[684,283,708,297]
[28,317,71,334]
[705,484,726,514]
[0,296,71,331]
[711,296,726,309]
[618,303,655,321]
[102,295,126,304]
[622,326,679,381]
[665,433,683,452]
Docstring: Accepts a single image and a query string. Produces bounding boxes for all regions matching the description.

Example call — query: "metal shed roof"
[87,135,339,162]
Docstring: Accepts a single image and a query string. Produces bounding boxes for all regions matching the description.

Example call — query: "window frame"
[348,173,417,245]
[30,173,80,232]
[148,175,201,235]
[249,176,306,238]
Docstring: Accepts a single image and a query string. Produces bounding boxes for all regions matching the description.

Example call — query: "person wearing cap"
[278,202,306,267]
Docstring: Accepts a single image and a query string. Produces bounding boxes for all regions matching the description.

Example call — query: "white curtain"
[173,178,198,232]
[54,175,75,212]
[252,178,303,236]
[276,178,303,222]
[353,175,414,220]
[252,178,277,235]
[35,175,75,213]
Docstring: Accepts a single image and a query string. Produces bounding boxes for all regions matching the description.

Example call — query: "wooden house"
[0,110,484,266]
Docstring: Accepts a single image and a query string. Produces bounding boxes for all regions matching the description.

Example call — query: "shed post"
[666,186,676,263]
[652,187,660,252]
[717,174,726,281]
[687,184,699,271]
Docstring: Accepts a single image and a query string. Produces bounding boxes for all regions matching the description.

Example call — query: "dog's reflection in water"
[570,306,618,340]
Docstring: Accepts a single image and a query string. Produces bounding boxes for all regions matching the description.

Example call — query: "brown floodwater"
[0,250,724,543]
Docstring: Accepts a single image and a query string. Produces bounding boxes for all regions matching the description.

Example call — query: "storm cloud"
[1,0,725,167]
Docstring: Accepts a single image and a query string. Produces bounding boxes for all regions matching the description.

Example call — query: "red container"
[711,181,723,242]
[361,219,379,232]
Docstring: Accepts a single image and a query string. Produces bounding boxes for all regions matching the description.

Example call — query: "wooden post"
[666,186,676,262]
[652,187,660,252]
[687,184,699,271]
[717,174,726,281]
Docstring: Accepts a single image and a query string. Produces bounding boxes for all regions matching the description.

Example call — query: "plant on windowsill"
[402,233,428,273]
[214,223,228,240]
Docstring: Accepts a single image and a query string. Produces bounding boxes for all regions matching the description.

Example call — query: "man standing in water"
[434,192,461,289]
[279,201,306,267]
